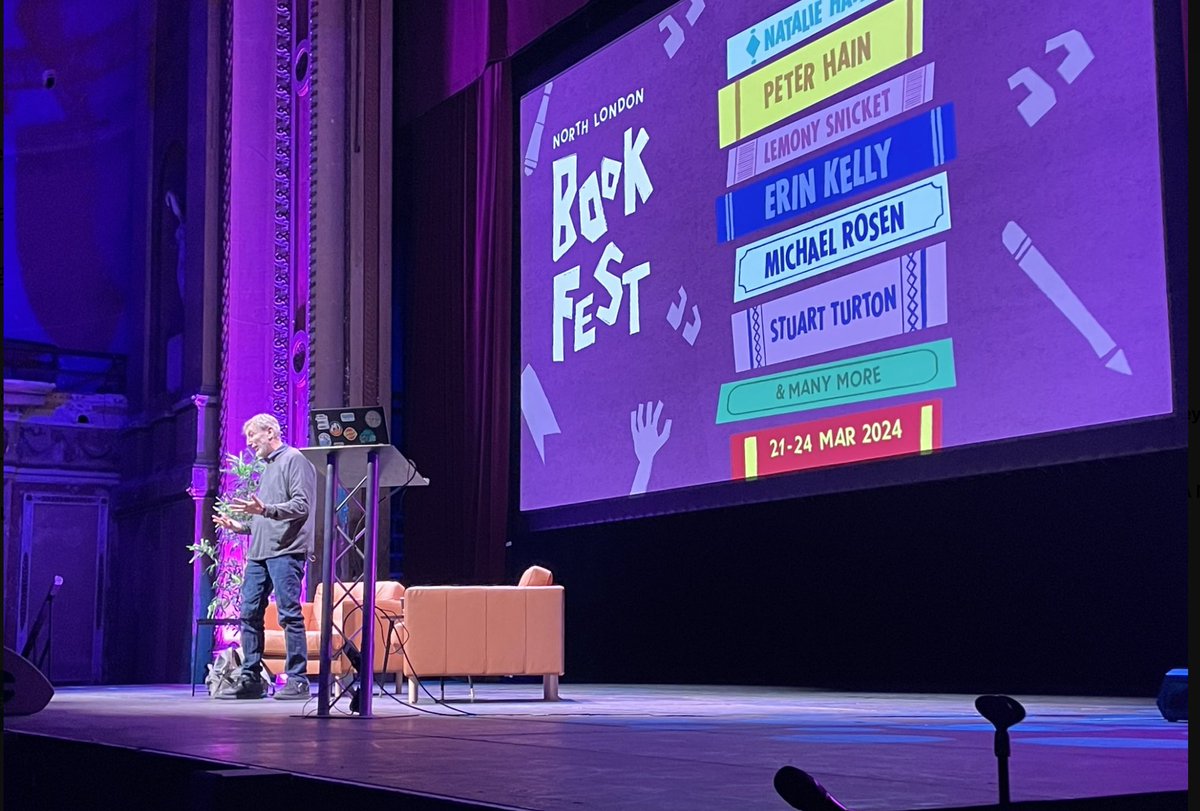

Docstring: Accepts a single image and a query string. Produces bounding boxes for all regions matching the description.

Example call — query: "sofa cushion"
[517,566,553,587]
[263,628,342,656]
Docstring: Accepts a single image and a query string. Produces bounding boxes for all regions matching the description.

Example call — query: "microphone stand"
[975,694,1026,806]
[21,576,64,675]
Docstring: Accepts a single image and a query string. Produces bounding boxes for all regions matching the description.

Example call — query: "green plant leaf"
[192,446,268,621]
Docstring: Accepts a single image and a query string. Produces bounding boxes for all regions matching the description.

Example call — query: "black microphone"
[773,766,851,811]
[975,694,1026,806]
[975,694,1025,758]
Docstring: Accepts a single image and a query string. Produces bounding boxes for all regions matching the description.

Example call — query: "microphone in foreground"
[773,766,851,810]
[975,694,1026,806]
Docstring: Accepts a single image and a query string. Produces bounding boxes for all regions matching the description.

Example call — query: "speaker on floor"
[1155,668,1187,722]
[2,645,56,716]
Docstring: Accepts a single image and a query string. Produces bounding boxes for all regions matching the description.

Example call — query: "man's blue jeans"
[239,554,307,683]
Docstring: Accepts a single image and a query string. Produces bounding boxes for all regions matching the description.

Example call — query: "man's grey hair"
[242,413,281,438]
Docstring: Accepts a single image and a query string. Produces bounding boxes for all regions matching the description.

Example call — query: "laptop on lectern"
[309,406,390,447]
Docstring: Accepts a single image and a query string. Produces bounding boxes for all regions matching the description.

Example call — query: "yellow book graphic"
[717,0,924,147]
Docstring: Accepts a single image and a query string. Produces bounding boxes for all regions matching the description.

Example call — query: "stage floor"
[5,682,1188,810]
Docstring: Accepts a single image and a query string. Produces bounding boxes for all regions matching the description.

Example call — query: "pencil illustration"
[1002,221,1131,375]
[523,82,553,176]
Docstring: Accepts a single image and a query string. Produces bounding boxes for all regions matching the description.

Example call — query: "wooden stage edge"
[4,683,1189,811]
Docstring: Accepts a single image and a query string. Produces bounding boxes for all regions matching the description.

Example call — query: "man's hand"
[229,494,266,516]
[212,512,246,533]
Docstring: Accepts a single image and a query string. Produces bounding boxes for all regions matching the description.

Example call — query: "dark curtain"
[394,0,588,127]
[393,0,589,585]
[399,63,512,584]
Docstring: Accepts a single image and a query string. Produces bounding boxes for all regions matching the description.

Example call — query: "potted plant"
[187,449,264,620]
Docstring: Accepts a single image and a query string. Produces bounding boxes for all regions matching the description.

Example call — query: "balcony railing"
[3,340,127,394]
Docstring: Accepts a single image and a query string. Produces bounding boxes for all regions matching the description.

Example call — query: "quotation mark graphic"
[1046,30,1094,83]
[659,0,706,59]
[1007,29,1094,127]
[666,286,702,345]
[523,82,553,176]
[521,364,562,462]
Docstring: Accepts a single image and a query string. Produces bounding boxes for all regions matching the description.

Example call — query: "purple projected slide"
[518,0,1173,512]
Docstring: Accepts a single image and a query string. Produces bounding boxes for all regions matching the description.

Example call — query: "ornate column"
[187,393,218,630]
[224,0,287,445]
[288,1,313,447]
[213,0,313,623]
[307,0,393,577]
[307,0,391,413]
[221,0,309,458]
[309,0,348,409]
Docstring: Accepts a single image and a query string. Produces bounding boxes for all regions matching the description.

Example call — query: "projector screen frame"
[509,0,1189,532]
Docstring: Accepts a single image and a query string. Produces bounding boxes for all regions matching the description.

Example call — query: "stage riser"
[3,732,499,810]
[928,795,1186,811]
[6,731,1185,811]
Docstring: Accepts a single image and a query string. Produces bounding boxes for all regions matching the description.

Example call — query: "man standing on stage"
[212,413,316,700]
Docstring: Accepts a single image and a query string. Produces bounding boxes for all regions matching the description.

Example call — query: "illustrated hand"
[630,400,672,496]
[212,512,246,533]
[229,493,266,516]
[631,400,672,465]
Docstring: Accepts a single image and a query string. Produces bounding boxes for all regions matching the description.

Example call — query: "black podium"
[300,444,427,717]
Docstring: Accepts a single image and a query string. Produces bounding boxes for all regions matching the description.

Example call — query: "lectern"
[299,444,427,717]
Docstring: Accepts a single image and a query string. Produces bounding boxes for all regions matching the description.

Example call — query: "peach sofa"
[395,566,564,702]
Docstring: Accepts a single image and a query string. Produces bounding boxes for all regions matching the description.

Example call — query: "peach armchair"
[262,579,405,681]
